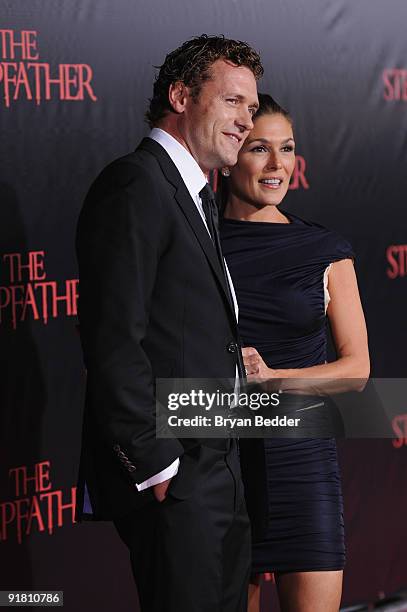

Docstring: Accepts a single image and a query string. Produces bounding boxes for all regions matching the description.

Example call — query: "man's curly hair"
[146,34,263,127]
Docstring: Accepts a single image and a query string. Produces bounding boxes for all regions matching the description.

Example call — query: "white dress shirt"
[136,127,239,491]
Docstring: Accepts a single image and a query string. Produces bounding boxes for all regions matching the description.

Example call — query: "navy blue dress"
[220,211,354,574]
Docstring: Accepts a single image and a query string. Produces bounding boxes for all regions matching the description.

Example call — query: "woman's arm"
[243,259,370,393]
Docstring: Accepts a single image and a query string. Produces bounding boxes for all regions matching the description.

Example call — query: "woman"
[220,94,370,612]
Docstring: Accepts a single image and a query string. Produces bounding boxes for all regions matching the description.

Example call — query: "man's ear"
[168,81,189,113]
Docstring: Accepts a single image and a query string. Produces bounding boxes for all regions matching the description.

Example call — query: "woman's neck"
[223,195,290,223]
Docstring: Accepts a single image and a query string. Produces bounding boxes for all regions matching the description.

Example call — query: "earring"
[222,168,230,177]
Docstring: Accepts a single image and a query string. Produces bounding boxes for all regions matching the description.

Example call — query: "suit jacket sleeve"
[76,159,184,484]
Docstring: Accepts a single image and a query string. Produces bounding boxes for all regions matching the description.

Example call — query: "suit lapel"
[138,138,236,324]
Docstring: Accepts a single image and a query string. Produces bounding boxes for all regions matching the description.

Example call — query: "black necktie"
[199,183,246,380]
[199,183,227,278]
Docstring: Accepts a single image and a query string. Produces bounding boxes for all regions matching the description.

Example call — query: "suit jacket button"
[113,444,120,452]
[226,341,237,354]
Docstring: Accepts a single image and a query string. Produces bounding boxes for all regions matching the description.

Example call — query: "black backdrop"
[1,1,406,610]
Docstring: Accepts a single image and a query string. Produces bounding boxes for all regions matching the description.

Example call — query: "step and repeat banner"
[1,1,406,610]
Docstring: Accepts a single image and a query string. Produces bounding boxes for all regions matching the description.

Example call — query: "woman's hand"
[242,347,318,395]
[242,347,273,378]
[242,347,284,392]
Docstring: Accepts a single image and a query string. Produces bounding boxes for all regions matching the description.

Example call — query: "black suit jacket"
[75,138,242,520]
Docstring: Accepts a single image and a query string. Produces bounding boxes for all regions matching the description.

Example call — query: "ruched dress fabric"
[220,211,354,574]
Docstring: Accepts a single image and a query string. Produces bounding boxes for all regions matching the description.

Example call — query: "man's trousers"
[113,442,251,612]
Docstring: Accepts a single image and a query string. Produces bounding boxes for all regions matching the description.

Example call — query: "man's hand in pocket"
[153,477,172,502]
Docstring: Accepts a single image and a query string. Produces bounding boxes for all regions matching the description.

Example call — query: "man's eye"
[227,98,238,104]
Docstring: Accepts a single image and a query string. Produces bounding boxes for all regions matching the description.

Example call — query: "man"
[75,35,263,611]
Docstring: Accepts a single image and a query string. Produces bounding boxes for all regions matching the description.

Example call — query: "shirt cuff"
[135,457,180,491]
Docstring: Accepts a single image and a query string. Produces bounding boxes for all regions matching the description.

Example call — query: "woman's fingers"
[242,347,260,365]
[242,347,262,375]
[242,347,259,358]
